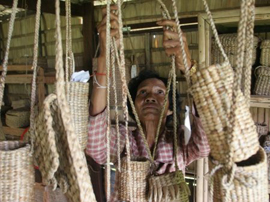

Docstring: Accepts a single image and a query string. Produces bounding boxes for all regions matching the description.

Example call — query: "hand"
[97,5,120,58]
[157,20,192,72]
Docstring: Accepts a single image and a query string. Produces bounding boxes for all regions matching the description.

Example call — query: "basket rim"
[0,141,31,153]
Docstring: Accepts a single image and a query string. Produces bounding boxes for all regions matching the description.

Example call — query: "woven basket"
[260,40,270,66]
[212,34,259,67]
[190,62,259,163]
[5,108,30,128]
[209,147,268,202]
[256,123,269,136]
[34,183,68,202]
[148,171,190,202]
[253,66,270,96]
[118,157,151,201]
[67,82,89,150]
[0,141,35,202]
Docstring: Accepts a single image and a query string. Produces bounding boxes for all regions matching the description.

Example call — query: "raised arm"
[90,5,120,116]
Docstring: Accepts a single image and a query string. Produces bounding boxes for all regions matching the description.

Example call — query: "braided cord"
[65,0,73,82]
[30,0,41,151]
[0,0,18,111]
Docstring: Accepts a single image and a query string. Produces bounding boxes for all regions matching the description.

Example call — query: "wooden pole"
[145,33,151,69]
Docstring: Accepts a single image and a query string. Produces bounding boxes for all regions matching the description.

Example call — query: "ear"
[166,109,173,116]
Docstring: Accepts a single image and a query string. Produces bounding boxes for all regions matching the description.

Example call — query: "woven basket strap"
[30,0,41,151]
[0,0,18,112]
[202,0,229,64]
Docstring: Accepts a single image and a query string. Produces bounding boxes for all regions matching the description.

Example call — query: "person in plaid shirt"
[86,5,210,201]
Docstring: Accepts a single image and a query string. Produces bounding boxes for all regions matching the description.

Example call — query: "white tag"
[131,65,137,78]
[71,70,90,83]
[184,106,191,145]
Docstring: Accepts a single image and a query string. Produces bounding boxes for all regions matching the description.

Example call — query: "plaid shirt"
[86,108,209,201]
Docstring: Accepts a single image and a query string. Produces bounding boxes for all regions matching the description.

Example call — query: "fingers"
[101,5,118,17]
[163,30,186,41]
[157,19,177,28]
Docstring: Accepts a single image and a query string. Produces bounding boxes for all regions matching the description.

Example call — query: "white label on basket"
[184,106,191,145]
[131,65,137,78]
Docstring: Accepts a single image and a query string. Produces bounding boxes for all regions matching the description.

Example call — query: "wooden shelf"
[250,95,270,109]
[3,126,26,137]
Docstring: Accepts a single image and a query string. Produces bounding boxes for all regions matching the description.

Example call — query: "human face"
[135,78,171,124]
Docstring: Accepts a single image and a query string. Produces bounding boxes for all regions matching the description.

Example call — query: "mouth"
[142,104,159,110]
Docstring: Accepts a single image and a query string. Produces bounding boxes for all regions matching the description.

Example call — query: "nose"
[145,94,156,103]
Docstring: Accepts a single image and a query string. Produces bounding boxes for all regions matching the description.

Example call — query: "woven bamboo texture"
[189,62,259,163]
[209,147,268,202]
[118,157,151,202]
[256,123,269,136]
[34,91,96,202]
[260,40,270,66]
[148,171,189,202]
[5,108,30,128]
[0,141,35,202]
[254,66,270,96]
[67,82,89,150]
[212,34,258,67]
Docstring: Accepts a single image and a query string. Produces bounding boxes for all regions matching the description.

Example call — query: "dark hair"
[127,69,181,126]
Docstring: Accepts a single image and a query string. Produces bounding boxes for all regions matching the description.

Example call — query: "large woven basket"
[67,82,89,150]
[189,62,259,163]
[209,147,268,202]
[253,66,270,96]
[0,141,35,202]
[118,157,151,201]
[212,34,259,67]
[260,40,270,66]
[148,171,190,202]
[256,122,269,136]
[5,108,30,128]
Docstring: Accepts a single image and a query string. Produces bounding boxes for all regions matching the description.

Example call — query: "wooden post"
[145,33,151,69]
[82,2,95,72]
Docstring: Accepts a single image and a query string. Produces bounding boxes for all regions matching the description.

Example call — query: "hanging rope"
[29,0,41,152]
[65,0,73,82]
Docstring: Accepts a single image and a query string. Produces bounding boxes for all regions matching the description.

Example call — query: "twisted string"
[105,0,111,200]
[65,0,73,82]
[0,0,18,111]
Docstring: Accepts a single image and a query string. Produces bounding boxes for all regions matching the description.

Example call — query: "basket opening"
[0,141,28,151]
[236,148,264,167]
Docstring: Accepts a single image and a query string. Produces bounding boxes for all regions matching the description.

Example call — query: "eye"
[138,89,147,95]
[157,89,165,95]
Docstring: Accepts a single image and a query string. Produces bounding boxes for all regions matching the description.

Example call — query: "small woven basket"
[148,171,190,202]
[256,123,269,136]
[67,82,89,150]
[118,157,151,202]
[5,108,30,128]
[260,40,270,66]
[0,141,35,202]
[209,147,268,202]
[190,62,259,163]
[212,34,259,67]
[253,66,270,96]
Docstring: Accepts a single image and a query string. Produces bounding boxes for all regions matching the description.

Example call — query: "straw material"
[5,108,30,128]
[212,34,258,67]
[256,123,268,136]
[209,147,268,202]
[254,66,270,96]
[118,157,151,201]
[34,183,68,202]
[67,82,89,150]
[260,40,270,66]
[148,171,190,202]
[34,92,96,202]
[0,141,35,202]
[189,62,260,163]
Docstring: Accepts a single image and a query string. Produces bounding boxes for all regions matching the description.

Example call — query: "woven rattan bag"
[260,40,270,66]
[0,141,35,202]
[5,108,30,128]
[189,62,259,163]
[208,147,268,202]
[253,66,270,96]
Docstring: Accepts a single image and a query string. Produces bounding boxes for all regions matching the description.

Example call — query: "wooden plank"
[253,107,258,123]
[257,108,265,124]
[145,33,151,69]
[0,0,84,16]
[250,95,270,109]
[3,126,26,137]
[0,65,33,71]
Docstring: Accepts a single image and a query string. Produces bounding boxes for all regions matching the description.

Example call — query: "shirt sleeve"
[85,108,126,165]
[184,112,210,166]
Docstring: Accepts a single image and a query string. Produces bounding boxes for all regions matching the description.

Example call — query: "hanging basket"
[260,40,270,66]
[256,122,269,136]
[0,141,35,202]
[209,147,268,202]
[253,66,270,96]
[118,157,151,202]
[67,82,89,150]
[189,62,260,163]
[212,34,259,67]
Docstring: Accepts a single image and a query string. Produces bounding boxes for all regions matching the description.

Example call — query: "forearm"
[90,56,107,116]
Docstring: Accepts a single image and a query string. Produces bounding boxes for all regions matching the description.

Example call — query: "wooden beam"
[0,0,84,16]
[82,2,95,71]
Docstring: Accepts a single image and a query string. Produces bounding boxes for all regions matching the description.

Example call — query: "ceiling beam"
[0,0,84,16]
